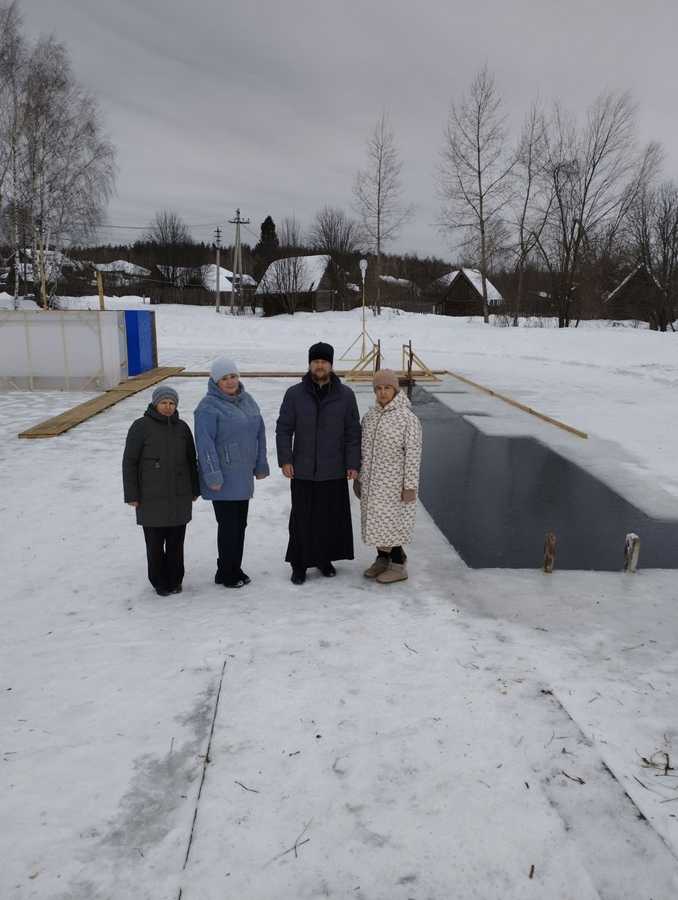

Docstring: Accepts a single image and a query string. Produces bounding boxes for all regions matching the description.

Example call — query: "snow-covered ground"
[2,303,678,899]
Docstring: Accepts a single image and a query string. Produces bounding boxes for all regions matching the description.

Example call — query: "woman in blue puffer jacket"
[194,356,269,588]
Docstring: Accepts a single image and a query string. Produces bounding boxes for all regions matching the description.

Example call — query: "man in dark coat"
[122,385,199,595]
[276,342,361,584]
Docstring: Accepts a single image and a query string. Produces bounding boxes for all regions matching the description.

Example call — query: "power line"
[90,222,223,230]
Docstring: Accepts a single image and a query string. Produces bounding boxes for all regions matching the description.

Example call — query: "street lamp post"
[339,257,376,362]
[359,258,368,357]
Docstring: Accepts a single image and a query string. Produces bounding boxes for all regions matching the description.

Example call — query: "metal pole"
[214,226,221,313]
[229,208,250,315]
[359,258,368,359]
[361,278,366,358]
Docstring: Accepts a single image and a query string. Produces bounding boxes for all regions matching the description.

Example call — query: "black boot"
[291,567,306,585]
[223,577,246,589]
[319,562,336,577]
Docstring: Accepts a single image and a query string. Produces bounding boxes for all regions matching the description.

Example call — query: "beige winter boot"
[364,555,390,579]
[376,560,408,584]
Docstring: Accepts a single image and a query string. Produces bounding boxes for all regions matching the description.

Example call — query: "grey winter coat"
[276,372,361,481]
[122,405,199,527]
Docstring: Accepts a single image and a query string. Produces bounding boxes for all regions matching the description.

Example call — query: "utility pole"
[228,208,250,314]
[214,226,222,313]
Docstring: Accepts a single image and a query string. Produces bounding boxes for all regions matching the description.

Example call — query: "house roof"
[201,265,256,292]
[436,268,502,304]
[157,264,256,291]
[255,255,332,295]
[94,260,151,277]
[18,249,83,282]
[605,264,663,303]
[380,275,412,287]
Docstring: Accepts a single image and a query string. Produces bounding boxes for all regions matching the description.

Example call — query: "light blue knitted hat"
[210,357,239,382]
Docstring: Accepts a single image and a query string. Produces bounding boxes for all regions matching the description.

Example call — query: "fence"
[0,310,128,390]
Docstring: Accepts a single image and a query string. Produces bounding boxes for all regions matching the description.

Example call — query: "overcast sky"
[18,0,678,260]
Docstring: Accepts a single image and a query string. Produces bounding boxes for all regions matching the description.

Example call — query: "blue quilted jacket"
[194,379,269,501]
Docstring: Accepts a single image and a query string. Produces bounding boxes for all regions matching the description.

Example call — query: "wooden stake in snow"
[624,533,640,573]
[543,532,556,574]
[96,270,105,311]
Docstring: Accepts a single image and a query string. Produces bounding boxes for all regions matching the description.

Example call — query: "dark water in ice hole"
[411,387,678,570]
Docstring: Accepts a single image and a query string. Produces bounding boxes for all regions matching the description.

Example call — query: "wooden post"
[624,533,640,573]
[96,271,105,311]
[543,531,556,573]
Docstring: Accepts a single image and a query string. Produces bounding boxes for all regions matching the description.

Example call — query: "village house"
[432,268,503,316]
[603,264,675,331]
[256,254,354,315]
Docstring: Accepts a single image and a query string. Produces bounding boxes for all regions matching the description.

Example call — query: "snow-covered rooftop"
[605,264,663,303]
[201,265,256,292]
[18,249,83,282]
[437,268,502,304]
[94,260,151,277]
[156,265,256,292]
[380,275,412,286]
[256,254,331,295]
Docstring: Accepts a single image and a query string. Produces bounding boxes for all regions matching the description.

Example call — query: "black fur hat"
[308,342,334,365]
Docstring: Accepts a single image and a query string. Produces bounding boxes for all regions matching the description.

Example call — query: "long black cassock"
[276,373,361,568]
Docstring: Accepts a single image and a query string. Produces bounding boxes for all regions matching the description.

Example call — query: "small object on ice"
[529,864,535,879]
[624,532,640,573]
[561,769,585,785]
[543,531,556,573]
[234,780,260,793]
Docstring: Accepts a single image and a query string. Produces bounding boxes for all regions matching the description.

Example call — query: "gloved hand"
[401,488,417,503]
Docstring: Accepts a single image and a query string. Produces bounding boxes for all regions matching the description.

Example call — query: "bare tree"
[0,2,25,303]
[21,37,116,304]
[507,102,553,324]
[534,92,660,327]
[144,209,193,288]
[628,180,678,330]
[259,254,307,315]
[353,112,413,313]
[308,206,362,257]
[1,13,115,306]
[0,2,21,204]
[438,66,515,323]
[278,216,304,250]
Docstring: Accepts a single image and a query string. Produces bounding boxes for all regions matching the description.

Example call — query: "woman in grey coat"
[122,385,199,596]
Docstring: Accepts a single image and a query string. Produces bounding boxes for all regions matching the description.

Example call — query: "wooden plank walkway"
[18,367,184,439]
[178,370,449,378]
[16,366,585,442]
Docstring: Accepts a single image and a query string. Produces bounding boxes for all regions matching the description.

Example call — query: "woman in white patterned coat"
[357,369,423,583]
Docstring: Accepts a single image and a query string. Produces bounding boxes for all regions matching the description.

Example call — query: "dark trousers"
[213,500,249,585]
[143,525,186,592]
